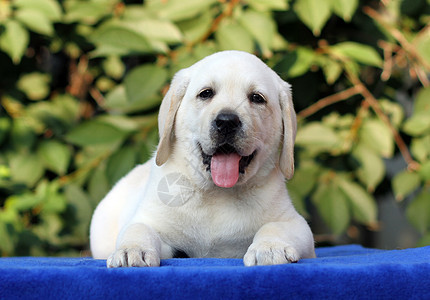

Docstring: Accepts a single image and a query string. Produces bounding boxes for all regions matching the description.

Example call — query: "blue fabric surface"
[1,245,429,299]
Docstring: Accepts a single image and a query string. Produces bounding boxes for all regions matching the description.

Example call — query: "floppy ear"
[278,79,297,180]
[155,69,190,166]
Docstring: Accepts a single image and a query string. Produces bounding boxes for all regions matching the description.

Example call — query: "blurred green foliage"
[0,0,429,256]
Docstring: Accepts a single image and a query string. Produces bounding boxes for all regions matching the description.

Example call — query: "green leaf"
[294,0,332,36]
[404,88,430,136]
[50,95,80,125]
[90,44,132,57]
[239,10,276,54]
[403,111,430,136]
[90,21,153,54]
[323,112,354,129]
[8,180,67,232]
[4,193,43,212]
[124,64,167,104]
[65,120,129,147]
[37,180,67,214]
[411,136,430,162]
[24,94,80,135]
[64,1,113,24]
[33,214,63,245]
[10,118,36,150]
[96,115,142,132]
[0,0,12,20]
[96,76,116,92]
[313,183,350,235]
[288,163,319,218]
[103,56,125,80]
[8,153,44,187]
[331,0,358,21]
[115,8,183,45]
[0,214,17,254]
[17,73,51,101]
[122,5,152,20]
[413,87,430,113]
[406,189,430,234]
[0,117,11,145]
[359,119,394,158]
[177,10,213,43]
[275,47,315,78]
[88,166,111,206]
[103,85,161,114]
[288,162,320,197]
[103,85,127,111]
[15,9,54,36]
[0,165,11,180]
[392,170,421,201]
[132,19,182,44]
[37,141,72,176]
[331,42,383,67]
[272,32,289,51]
[419,161,430,181]
[296,122,341,153]
[0,20,29,64]
[400,0,425,15]
[64,184,93,239]
[215,21,254,53]
[338,177,377,225]
[318,56,343,84]
[247,0,288,11]
[74,144,114,174]
[416,31,430,66]
[343,60,361,78]
[380,99,404,129]
[353,145,385,192]
[146,0,218,22]
[14,0,62,21]
[106,147,137,186]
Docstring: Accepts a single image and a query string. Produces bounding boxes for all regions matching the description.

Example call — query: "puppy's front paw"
[243,240,300,266]
[107,248,160,268]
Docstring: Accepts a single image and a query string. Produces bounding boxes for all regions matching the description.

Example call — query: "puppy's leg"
[244,217,315,266]
[107,223,162,268]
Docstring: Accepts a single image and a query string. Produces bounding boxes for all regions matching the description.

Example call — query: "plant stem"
[298,86,361,119]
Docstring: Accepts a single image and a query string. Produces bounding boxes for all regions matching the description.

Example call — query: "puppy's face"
[156,51,296,189]
[174,53,285,188]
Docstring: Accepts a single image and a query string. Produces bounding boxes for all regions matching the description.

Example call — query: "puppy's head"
[156,51,296,188]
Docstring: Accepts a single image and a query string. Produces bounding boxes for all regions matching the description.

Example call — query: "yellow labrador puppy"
[90,51,315,267]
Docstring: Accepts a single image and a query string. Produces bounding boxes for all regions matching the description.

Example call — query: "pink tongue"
[210,152,241,188]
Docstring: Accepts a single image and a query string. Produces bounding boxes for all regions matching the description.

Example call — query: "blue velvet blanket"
[1,245,429,299]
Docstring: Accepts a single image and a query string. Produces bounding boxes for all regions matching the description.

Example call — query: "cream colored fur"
[90,51,315,267]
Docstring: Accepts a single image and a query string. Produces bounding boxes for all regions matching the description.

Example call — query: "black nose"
[214,112,242,136]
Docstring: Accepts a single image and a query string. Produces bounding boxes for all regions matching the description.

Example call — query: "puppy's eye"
[198,88,214,100]
[249,93,266,104]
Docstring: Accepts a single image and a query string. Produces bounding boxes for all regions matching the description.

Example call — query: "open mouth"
[199,143,256,188]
